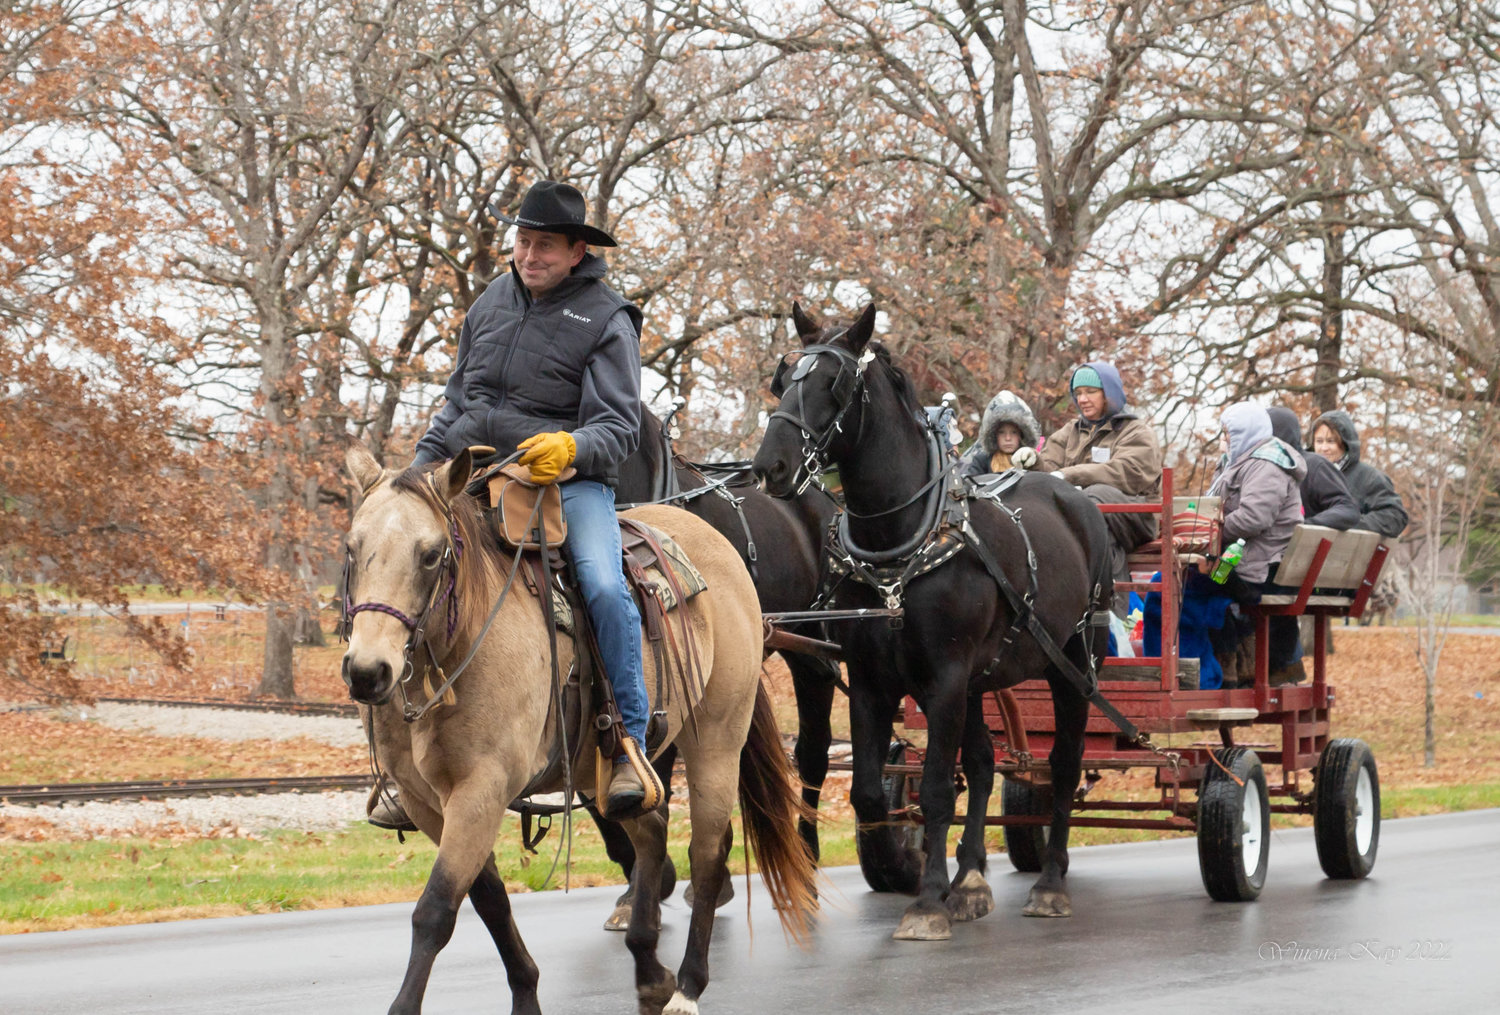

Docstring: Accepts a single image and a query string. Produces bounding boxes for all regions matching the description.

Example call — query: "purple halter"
[343,520,462,644]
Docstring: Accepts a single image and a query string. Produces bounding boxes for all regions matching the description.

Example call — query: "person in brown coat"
[1037,361,1163,589]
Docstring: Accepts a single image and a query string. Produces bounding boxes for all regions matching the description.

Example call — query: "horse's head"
[340,443,472,705]
[752,302,878,497]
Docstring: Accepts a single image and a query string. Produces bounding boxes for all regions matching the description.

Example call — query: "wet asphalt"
[3,809,1495,1014]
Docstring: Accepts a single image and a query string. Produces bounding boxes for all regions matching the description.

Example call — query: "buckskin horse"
[752,304,1113,941]
[341,443,818,1014]
[586,405,840,923]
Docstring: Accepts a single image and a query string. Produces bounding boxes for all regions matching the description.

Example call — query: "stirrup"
[601,736,665,820]
[367,778,418,832]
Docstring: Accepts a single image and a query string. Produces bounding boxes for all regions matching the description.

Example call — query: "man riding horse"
[372,180,655,826]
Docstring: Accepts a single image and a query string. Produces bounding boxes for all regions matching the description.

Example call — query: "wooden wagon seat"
[1258,524,1394,612]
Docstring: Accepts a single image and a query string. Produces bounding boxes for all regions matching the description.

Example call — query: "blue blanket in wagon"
[1142,571,1235,690]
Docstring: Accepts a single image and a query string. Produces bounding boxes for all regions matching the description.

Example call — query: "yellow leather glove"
[517,431,576,485]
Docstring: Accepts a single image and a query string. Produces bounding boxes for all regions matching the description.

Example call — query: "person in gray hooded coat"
[1206,403,1308,684]
[958,390,1042,477]
[1308,410,1408,538]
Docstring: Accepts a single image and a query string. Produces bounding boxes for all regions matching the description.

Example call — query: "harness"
[616,400,768,579]
[782,345,1147,745]
[342,467,541,723]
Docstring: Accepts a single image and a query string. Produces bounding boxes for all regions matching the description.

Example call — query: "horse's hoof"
[946,869,994,922]
[603,902,632,931]
[663,991,700,1015]
[1022,887,1072,918]
[637,970,677,1015]
[892,907,952,941]
[683,874,734,909]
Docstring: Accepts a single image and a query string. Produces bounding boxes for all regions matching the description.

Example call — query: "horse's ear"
[436,448,472,505]
[791,302,820,345]
[847,304,877,354]
[345,441,384,495]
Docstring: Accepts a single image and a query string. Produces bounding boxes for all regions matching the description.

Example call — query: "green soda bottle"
[1210,538,1245,584]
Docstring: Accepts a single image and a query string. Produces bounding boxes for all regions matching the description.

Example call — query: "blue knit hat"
[1071,366,1103,391]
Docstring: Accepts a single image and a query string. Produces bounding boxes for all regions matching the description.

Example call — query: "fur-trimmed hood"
[975,390,1041,455]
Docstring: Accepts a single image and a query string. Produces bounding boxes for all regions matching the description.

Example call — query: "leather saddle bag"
[482,463,576,550]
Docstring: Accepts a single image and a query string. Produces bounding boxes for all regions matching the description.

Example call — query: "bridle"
[767,334,875,494]
[342,502,463,702]
[341,465,545,722]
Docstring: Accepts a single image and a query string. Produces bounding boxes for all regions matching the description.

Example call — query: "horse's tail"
[738,679,820,943]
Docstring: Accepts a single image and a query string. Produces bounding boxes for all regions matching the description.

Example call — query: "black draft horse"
[752,304,1113,941]
[585,404,841,928]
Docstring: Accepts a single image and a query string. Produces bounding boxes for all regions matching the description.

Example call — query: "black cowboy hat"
[490,180,618,247]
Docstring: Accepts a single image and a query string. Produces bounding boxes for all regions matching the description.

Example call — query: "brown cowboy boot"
[605,735,665,819]
[367,776,418,832]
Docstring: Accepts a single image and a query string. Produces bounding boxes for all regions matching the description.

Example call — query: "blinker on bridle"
[767,331,874,494]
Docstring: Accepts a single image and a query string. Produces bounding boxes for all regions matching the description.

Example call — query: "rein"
[618,418,766,578]
[343,467,543,723]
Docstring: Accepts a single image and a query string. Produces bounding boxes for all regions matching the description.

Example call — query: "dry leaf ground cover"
[1,615,1496,932]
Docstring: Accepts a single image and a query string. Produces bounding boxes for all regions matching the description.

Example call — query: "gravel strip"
[83,702,368,748]
[0,791,371,836]
[3,703,371,837]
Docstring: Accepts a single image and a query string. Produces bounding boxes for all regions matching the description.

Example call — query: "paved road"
[3,810,1495,1014]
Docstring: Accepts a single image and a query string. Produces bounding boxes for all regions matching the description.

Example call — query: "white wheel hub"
[1354,765,1374,853]
[1240,779,1263,876]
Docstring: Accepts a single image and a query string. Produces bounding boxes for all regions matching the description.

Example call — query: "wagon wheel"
[1314,738,1380,879]
[856,741,924,893]
[1000,778,1051,874]
[1196,747,1270,902]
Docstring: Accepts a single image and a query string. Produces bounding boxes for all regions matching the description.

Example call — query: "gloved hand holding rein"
[517,431,576,485]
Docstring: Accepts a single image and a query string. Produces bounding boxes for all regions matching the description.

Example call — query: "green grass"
[1380,781,1500,816]
[0,815,802,932]
[0,827,429,930]
[7,784,1497,933]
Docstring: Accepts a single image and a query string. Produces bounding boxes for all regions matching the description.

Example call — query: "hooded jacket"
[958,390,1041,476]
[1210,404,1308,584]
[1036,361,1162,497]
[1308,410,1408,538]
[413,253,643,485]
[1268,407,1358,530]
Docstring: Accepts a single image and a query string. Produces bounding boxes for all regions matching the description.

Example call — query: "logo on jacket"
[562,309,592,323]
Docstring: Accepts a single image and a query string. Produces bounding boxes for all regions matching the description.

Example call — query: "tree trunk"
[255,313,301,698]
[260,600,297,699]
[1423,648,1436,768]
[1313,198,1346,414]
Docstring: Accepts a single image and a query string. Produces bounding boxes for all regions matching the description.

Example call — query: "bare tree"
[84,0,429,696]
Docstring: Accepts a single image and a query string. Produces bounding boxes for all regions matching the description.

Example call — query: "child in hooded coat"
[959,390,1043,476]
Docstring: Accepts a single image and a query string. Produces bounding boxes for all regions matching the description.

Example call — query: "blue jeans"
[560,480,647,748]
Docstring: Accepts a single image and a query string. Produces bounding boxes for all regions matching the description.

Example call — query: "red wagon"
[886,467,1391,901]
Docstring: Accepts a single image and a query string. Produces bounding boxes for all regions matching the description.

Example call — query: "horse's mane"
[867,340,924,417]
[391,467,505,644]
